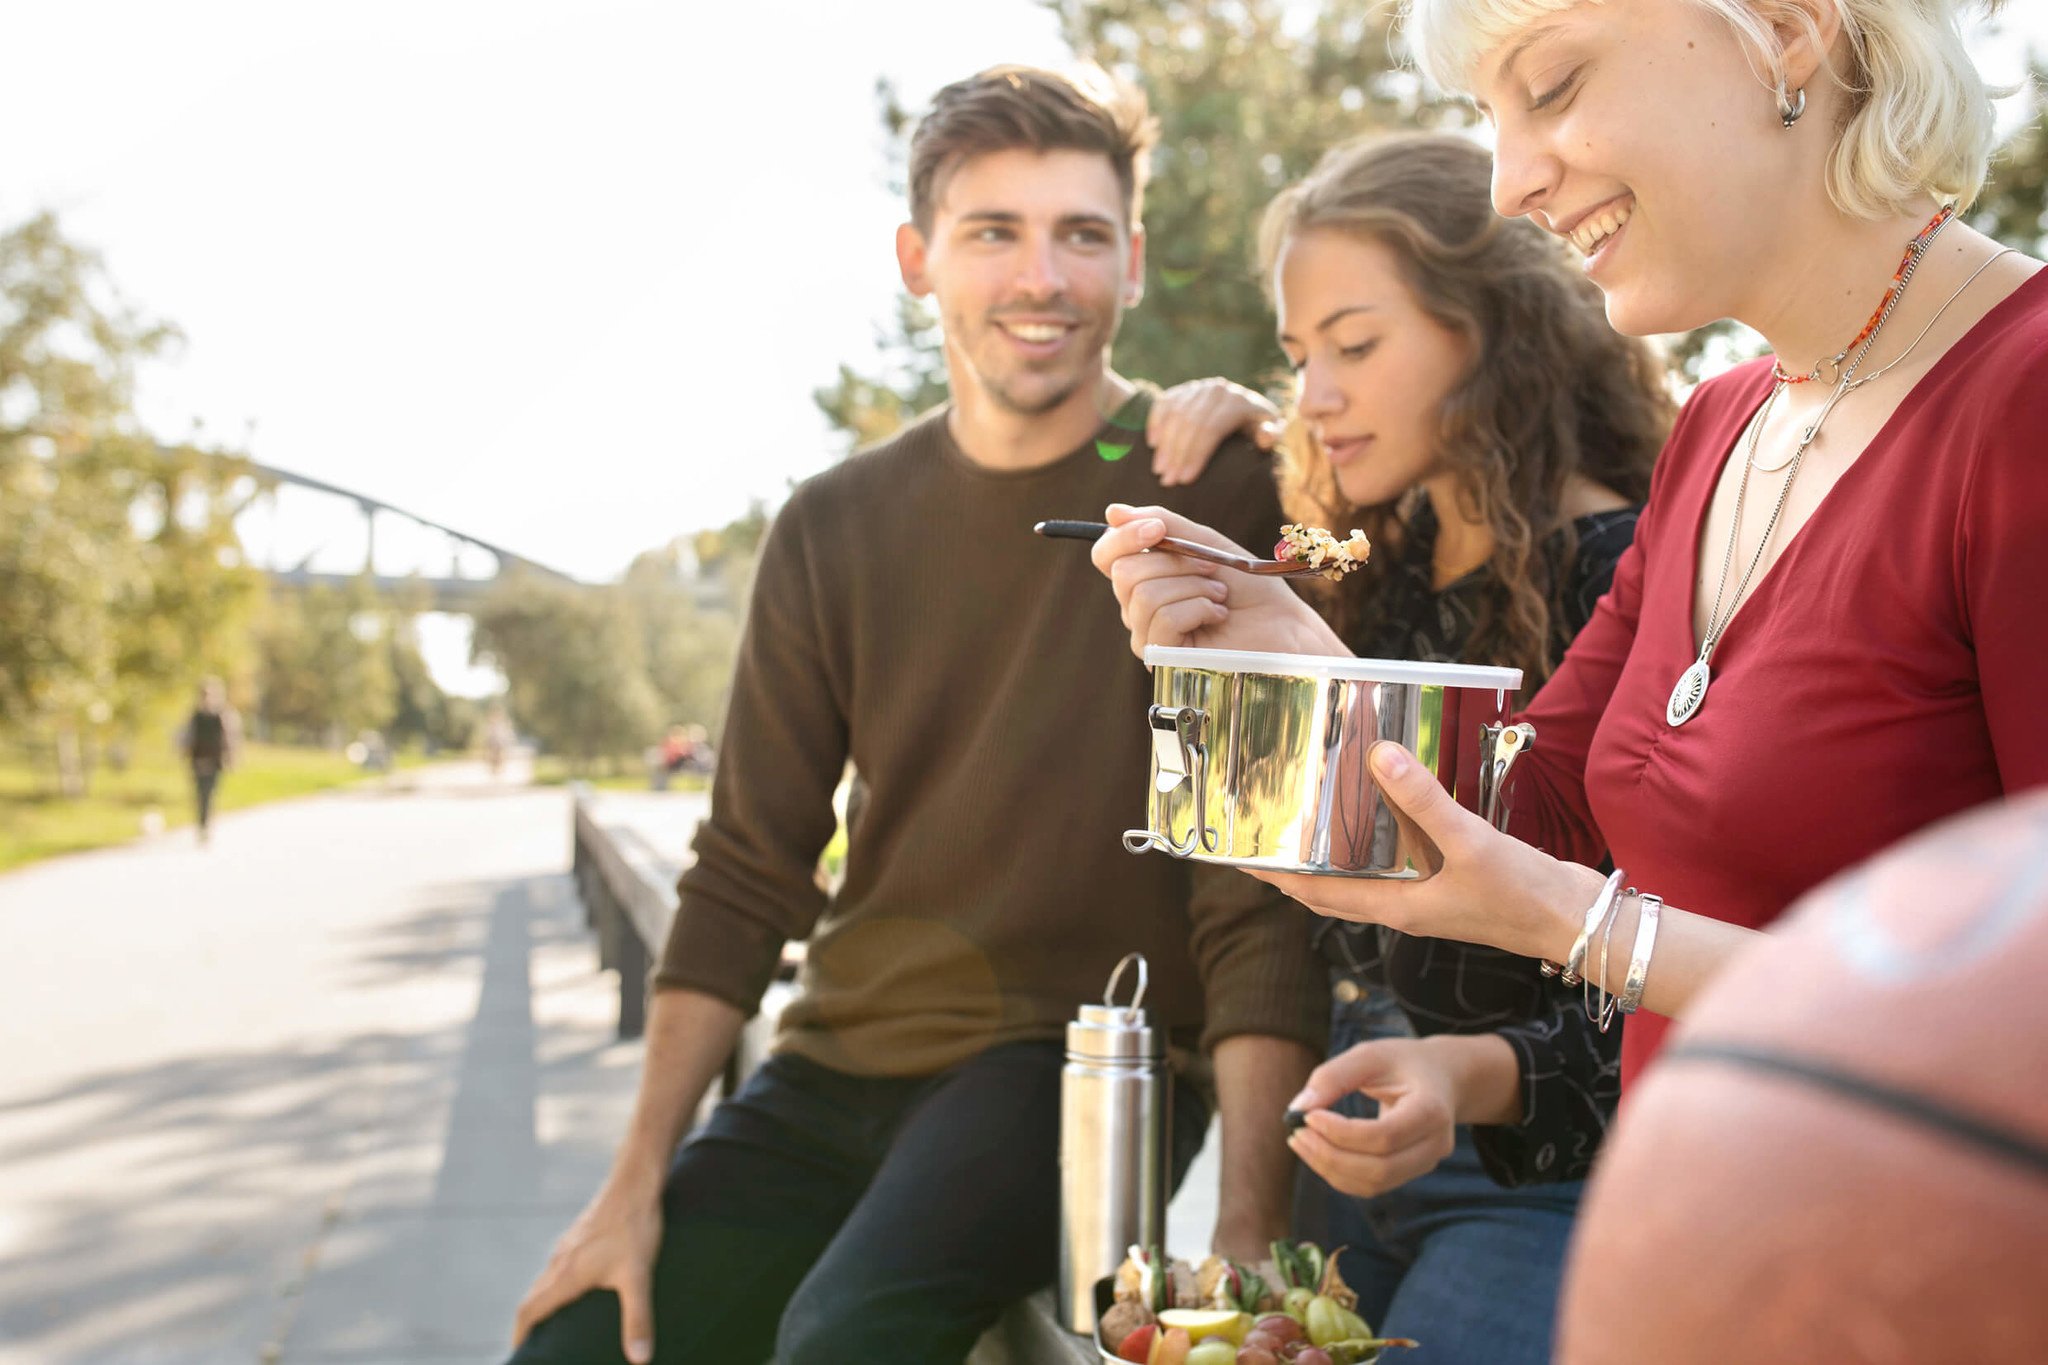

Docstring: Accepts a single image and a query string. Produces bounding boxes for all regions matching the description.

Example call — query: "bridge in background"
[247,459,576,610]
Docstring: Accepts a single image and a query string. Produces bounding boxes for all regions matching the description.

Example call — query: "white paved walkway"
[0,764,651,1365]
[0,764,1219,1365]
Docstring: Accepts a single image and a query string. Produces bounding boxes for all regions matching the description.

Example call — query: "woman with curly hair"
[1144,131,1674,1362]
[1101,2,2045,1352]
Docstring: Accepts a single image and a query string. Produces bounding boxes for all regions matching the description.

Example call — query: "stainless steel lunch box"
[1123,647,1533,879]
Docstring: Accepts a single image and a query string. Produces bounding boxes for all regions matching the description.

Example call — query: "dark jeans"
[1293,991,1582,1365]
[511,1040,1209,1365]
[193,767,220,832]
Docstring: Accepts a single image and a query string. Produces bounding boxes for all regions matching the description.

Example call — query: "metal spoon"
[1032,519,1326,577]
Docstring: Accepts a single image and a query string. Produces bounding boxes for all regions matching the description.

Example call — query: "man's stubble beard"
[983,370,1087,417]
[964,311,1121,419]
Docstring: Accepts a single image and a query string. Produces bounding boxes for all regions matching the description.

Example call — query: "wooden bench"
[567,785,1097,1362]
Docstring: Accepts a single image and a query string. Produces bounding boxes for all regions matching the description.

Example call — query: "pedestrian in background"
[178,678,240,846]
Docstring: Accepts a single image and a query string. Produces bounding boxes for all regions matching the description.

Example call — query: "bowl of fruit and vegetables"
[1094,1241,1419,1364]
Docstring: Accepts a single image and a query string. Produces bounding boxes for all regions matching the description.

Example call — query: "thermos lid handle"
[1104,952,1149,1011]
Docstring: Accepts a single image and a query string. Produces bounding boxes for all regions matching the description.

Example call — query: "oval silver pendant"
[1667,659,1710,727]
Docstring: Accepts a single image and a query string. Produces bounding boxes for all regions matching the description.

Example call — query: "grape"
[1254,1314,1306,1346]
[1305,1297,1368,1347]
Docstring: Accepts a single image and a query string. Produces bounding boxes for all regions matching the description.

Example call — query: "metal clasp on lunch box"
[1123,705,1219,857]
[1476,722,1536,832]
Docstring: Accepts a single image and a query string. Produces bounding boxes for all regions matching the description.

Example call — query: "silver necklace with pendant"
[1668,383,1802,726]
[1669,209,1976,727]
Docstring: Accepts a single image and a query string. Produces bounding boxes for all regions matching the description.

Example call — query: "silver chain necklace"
[1665,231,2006,729]
[1666,385,1796,726]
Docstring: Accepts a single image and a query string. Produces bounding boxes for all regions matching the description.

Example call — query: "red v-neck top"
[1510,269,2048,1082]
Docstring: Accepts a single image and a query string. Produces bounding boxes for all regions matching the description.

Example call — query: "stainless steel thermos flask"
[1059,952,1169,1334]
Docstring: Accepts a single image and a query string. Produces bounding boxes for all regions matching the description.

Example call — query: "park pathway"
[0,762,659,1365]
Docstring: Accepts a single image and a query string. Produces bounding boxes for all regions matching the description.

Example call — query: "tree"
[0,212,260,793]
[470,573,661,770]
[1050,0,1465,387]
[1974,59,2047,256]
[385,615,475,753]
[107,444,265,737]
[251,581,397,745]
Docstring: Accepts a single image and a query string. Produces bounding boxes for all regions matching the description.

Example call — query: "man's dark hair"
[906,64,1159,233]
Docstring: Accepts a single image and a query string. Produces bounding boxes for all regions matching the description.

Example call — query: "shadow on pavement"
[0,872,633,1365]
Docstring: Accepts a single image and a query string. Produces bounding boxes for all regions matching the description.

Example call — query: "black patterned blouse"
[1320,502,1640,1186]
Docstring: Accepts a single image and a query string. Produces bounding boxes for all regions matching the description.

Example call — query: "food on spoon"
[1272,523,1372,580]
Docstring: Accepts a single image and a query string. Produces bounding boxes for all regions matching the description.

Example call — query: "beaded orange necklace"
[1772,204,1957,386]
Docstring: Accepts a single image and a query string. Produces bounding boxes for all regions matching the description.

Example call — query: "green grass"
[0,742,384,873]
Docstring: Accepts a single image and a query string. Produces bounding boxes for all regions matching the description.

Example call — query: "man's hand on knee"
[512,1183,664,1363]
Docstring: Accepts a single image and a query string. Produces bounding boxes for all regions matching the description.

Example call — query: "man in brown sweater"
[510,65,1325,1365]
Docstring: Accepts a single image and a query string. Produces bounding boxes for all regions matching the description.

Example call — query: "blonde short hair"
[1404,0,2009,217]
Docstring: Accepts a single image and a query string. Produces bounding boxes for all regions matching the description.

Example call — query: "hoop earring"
[1778,83,1806,129]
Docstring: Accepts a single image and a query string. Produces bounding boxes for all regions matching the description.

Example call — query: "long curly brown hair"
[1259,133,1674,685]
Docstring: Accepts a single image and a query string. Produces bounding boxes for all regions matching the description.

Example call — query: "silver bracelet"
[1541,868,1624,985]
[1619,892,1664,1016]
[1588,888,1628,1032]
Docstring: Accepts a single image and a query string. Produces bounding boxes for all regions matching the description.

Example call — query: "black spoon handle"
[1032,519,1110,541]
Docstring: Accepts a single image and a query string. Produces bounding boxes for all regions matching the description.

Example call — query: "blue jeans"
[510,1041,1209,1365]
[1292,990,1582,1365]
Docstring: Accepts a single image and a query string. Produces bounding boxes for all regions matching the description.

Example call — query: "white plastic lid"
[1144,646,1522,691]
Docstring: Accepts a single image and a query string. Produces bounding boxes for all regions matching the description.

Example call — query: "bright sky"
[7,2,2042,603]
[6,0,1070,591]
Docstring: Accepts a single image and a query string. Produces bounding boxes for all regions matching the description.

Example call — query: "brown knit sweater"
[656,399,1330,1077]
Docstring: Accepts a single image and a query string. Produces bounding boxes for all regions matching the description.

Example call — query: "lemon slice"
[1157,1308,1251,1344]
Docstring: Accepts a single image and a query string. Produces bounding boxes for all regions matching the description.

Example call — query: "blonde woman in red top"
[1093,0,2047,1114]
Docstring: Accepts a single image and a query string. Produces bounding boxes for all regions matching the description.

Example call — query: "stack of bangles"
[1538,869,1662,1032]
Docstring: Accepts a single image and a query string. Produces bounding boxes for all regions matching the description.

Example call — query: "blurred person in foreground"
[1094,0,2046,1140]
[507,65,1326,1365]
[1139,132,1673,1362]
[1558,787,2048,1362]
[177,677,240,846]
